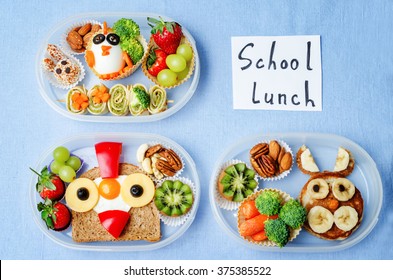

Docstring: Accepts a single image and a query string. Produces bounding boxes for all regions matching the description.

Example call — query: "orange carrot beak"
[101,45,112,56]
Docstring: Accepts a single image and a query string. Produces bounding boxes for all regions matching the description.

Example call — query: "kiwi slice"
[218,163,257,202]
[154,180,194,217]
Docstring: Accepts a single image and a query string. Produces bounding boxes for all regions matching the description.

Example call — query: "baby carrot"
[239,214,269,237]
[251,231,268,241]
[240,200,260,220]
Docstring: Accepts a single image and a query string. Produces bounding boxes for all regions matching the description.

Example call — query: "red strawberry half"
[37,199,71,231]
[148,17,183,54]
[30,166,65,201]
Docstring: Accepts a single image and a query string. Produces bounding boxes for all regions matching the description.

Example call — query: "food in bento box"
[237,189,305,248]
[249,140,293,179]
[66,85,89,114]
[136,143,183,180]
[66,23,102,53]
[154,179,194,217]
[42,44,82,87]
[85,19,147,80]
[148,85,167,114]
[63,142,161,242]
[129,84,150,115]
[297,146,364,240]
[87,84,110,115]
[217,162,258,202]
[142,17,195,88]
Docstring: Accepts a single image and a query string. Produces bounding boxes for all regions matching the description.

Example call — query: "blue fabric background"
[0,0,392,259]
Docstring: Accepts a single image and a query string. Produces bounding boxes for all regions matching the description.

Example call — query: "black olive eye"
[55,68,62,74]
[61,60,68,65]
[130,184,144,197]
[106,33,120,45]
[93,34,105,44]
[77,187,89,201]
[65,67,71,73]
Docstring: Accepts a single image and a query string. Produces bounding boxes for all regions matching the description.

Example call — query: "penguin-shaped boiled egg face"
[90,31,125,75]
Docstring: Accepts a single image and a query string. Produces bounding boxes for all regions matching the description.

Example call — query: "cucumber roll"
[87,84,109,115]
[129,83,150,116]
[148,85,167,114]
[108,84,129,116]
[66,85,88,114]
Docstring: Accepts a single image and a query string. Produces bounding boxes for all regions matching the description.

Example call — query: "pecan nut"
[145,144,163,158]
[78,23,92,36]
[159,149,183,171]
[155,159,177,177]
[250,143,269,158]
[66,30,83,50]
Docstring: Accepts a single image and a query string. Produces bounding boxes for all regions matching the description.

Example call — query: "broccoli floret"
[132,87,150,109]
[279,199,307,229]
[120,38,144,64]
[113,18,140,39]
[264,218,289,248]
[255,190,282,215]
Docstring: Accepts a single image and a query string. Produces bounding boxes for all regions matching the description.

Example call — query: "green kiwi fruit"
[154,180,193,217]
[218,162,258,202]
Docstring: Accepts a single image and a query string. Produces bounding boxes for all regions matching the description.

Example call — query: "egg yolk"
[98,178,120,199]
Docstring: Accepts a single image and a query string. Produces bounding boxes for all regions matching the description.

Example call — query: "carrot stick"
[251,231,268,241]
[239,214,269,237]
[240,200,260,220]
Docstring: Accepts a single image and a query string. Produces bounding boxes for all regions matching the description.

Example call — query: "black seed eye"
[65,67,71,73]
[93,34,105,44]
[106,33,120,45]
[77,187,90,201]
[313,185,320,192]
[130,184,143,197]
[61,60,67,65]
[56,68,62,74]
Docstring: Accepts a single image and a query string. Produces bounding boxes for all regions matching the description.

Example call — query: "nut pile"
[66,23,101,53]
[250,140,292,178]
[137,144,183,179]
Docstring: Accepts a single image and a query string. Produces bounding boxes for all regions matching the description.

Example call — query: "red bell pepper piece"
[95,142,122,178]
[98,210,130,239]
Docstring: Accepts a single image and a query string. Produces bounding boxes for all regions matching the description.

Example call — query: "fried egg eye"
[121,173,155,207]
[98,178,121,199]
[106,33,120,45]
[93,34,106,44]
[65,178,99,212]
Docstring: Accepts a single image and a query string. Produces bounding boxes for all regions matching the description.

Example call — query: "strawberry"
[147,48,168,76]
[37,199,71,231]
[147,17,183,54]
[30,166,65,201]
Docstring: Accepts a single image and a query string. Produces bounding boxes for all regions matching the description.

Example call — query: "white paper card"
[231,35,322,111]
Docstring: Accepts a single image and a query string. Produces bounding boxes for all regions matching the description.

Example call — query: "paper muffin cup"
[141,35,196,89]
[155,177,196,227]
[249,139,293,182]
[41,46,86,90]
[138,141,185,181]
[214,159,260,211]
[237,188,302,247]
[60,20,103,55]
[85,34,148,81]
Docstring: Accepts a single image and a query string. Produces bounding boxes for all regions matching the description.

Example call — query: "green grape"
[157,69,178,87]
[58,165,76,183]
[166,54,186,73]
[66,156,81,171]
[50,160,64,174]
[53,146,70,162]
[176,44,193,62]
[177,66,189,81]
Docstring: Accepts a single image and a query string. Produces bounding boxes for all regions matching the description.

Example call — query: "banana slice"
[306,178,329,199]
[307,206,334,234]
[300,146,319,172]
[334,206,358,231]
[332,178,355,201]
[333,147,350,172]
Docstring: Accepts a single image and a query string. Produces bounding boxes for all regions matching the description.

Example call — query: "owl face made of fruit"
[65,142,155,239]
[297,146,364,240]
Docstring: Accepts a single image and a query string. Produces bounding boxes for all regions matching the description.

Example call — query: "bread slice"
[71,163,161,243]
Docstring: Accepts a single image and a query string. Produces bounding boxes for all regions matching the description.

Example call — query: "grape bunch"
[50,146,81,183]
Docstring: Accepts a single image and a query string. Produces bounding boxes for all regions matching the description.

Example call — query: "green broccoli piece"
[120,38,144,64]
[132,87,150,109]
[255,190,282,215]
[279,199,307,229]
[264,218,289,248]
[113,18,140,39]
